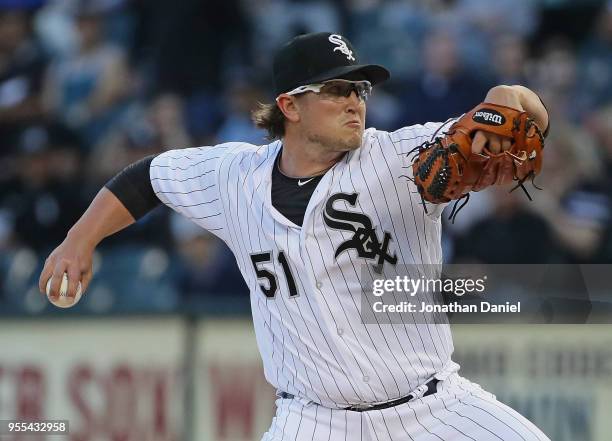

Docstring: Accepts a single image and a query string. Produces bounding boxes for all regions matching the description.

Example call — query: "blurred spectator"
[587,104,612,190]
[86,92,191,184]
[245,0,340,72]
[363,86,404,132]
[531,37,583,122]
[396,28,492,126]
[490,34,529,86]
[41,2,131,148]
[1,122,88,252]
[425,0,538,72]
[453,0,538,38]
[584,105,612,262]
[170,213,247,299]
[34,0,81,58]
[35,0,129,58]
[538,123,601,202]
[528,110,611,263]
[578,1,612,112]
[0,0,609,312]
[136,0,251,95]
[453,186,564,264]
[555,183,611,263]
[216,81,267,145]
[347,0,425,79]
[126,0,252,142]
[0,6,47,156]
[442,189,495,250]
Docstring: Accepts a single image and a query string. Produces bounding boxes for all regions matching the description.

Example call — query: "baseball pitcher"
[40,33,550,440]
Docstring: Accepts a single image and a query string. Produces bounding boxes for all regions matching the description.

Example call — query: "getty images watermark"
[360,264,612,324]
[371,275,520,314]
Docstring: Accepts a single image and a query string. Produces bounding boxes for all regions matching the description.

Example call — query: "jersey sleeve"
[150,145,227,239]
[387,118,456,156]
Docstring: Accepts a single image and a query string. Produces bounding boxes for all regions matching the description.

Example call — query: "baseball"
[46,273,83,308]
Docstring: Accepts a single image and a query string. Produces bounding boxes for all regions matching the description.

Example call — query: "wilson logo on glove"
[473,109,505,125]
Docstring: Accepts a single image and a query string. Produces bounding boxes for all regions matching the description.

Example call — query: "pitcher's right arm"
[39,155,161,300]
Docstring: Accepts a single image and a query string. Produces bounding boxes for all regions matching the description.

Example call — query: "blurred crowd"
[0,0,611,313]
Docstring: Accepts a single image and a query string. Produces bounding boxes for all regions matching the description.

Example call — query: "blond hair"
[251,102,286,140]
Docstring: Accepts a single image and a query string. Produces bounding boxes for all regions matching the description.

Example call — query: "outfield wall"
[0,319,610,441]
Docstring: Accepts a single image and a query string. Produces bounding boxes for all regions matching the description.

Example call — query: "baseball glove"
[411,102,545,221]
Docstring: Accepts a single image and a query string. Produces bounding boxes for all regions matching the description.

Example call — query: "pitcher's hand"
[39,237,94,301]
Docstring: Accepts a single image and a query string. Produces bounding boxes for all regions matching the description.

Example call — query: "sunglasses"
[278,79,373,102]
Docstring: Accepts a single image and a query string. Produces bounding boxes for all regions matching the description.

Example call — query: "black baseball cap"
[273,32,390,95]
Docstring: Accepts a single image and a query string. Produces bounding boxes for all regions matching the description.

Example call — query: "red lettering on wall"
[106,365,136,441]
[69,364,95,441]
[209,364,255,439]
[17,365,44,420]
[154,371,167,436]
[0,361,177,441]
[13,366,44,441]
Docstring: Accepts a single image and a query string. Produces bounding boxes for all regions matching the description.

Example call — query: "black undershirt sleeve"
[105,155,162,220]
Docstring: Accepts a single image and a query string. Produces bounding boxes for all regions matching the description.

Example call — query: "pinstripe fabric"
[363,374,550,441]
[149,124,549,440]
[262,374,550,441]
[262,396,363,441]
[150,124,457,408]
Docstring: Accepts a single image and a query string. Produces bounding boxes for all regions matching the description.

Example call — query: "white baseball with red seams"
[46,273,83,308]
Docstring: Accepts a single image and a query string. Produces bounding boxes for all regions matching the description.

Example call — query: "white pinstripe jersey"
[150,120,458,408]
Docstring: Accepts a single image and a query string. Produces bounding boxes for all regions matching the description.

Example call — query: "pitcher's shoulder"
[221,140,281,161]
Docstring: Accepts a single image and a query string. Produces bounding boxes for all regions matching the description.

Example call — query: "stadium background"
[0,0,611,440]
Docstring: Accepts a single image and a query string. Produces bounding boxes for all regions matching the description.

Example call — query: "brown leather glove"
[412,103,545,211]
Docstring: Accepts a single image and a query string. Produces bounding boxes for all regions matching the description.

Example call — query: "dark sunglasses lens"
[323,83,353,97]
[343,84,356,97]
[322,82,371,99]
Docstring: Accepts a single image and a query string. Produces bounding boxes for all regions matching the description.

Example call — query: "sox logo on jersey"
[323,192,397,267]
[150,121,550,440]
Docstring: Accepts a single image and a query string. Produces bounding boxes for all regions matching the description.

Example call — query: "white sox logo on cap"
[273,32,389,94]
[328,34,355,61]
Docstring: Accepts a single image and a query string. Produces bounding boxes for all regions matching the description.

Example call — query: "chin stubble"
[306,131,362,152]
